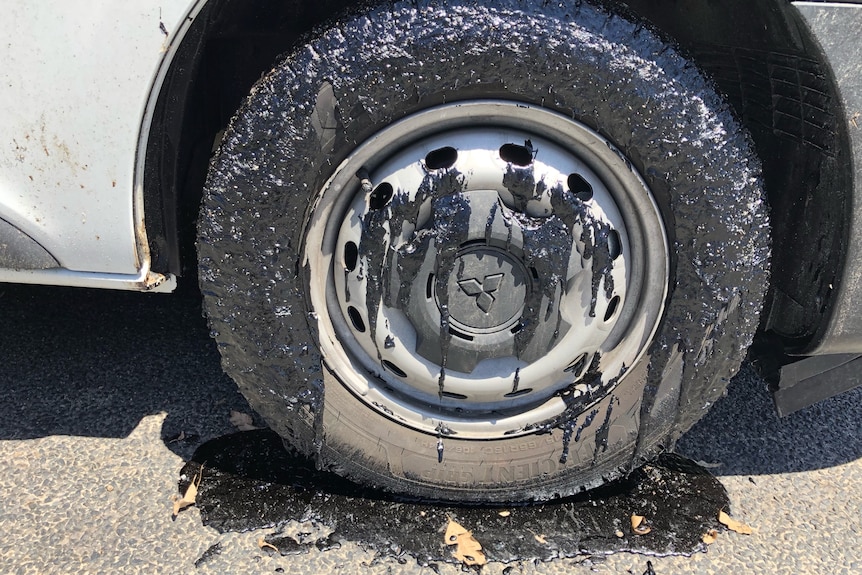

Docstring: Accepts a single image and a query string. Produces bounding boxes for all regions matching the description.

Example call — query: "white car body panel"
[0,0,202,291]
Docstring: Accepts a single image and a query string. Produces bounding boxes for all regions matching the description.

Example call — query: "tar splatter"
[636,560,657,575]
[359,169,471,391]
[193,542,223,568]
[178,430,730,566]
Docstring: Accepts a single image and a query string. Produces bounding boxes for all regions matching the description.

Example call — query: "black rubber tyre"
[198,0,769,502]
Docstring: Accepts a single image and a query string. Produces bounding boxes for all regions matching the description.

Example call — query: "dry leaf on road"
[257,537,279,553]
[453,532,486,566]
[702,529,719,544]
[229,411,259,431]
[444,519,487,566]
[172,466,203,519]
[533,533,548,545]
[631,514,652,535]
[167,431,186,444]
[444,518,469,544]
[719,510,753,535]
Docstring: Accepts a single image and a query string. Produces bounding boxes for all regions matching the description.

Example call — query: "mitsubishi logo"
[458,273,504,313]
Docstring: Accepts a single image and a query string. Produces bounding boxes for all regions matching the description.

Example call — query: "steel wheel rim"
[304,101,668,439]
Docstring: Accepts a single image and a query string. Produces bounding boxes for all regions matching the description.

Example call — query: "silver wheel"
[305,101,669,439]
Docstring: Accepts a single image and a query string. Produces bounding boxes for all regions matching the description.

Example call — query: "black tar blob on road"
[178,430,729,566]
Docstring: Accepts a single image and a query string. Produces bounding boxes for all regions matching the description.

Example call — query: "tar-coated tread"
[198,0,770,502]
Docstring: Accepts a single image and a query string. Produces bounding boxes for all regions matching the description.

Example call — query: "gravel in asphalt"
[0,284,859,574]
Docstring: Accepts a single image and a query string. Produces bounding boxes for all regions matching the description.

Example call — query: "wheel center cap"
[445,246,527,333]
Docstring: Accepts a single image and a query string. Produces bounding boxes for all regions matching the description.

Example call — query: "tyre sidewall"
[199,0,768,501]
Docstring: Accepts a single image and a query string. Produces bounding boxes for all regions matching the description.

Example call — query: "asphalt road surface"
[1,283,860,575]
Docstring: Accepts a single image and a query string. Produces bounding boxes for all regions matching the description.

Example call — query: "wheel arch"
[619,0,853,354]
[145,0,851,353]
[142,0,359,278]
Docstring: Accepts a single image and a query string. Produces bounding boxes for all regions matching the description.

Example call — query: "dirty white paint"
[0,0,200,289]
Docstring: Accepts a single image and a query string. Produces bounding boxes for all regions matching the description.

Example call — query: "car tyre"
[198,0,769,502]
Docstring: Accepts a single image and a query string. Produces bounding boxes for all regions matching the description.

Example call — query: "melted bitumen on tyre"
[178,430,729,566]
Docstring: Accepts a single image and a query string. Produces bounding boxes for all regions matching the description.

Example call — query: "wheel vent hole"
[382,360,407,377]
[504,388,533,398]
[344,241,359,272]
[499,143,534,166]
[347,306,366,332]
[441,391,469,400]
[424,146,458,170]
[511,323,523,334]
[608,230,622,260]
[568,173,593,201]
[448,327,475,341]
[426,274,434,300]
[369,182,394,210]
[604,295,621,322]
